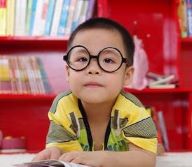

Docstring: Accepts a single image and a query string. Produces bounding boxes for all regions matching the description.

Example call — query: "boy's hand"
[59,151,108,167]
[32,147,63,161]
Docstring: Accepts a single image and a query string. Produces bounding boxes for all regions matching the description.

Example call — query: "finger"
[71,155,97,167]
[59,154,73,162]
[50,150,61,160]
[71,157,84,164]
[59,153,77,162]
[71,157,95,167]
[32,152,49,162]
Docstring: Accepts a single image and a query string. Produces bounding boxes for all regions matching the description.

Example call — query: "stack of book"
[0,55,51,95]
[147,72,178,89]
[0,0,96,37]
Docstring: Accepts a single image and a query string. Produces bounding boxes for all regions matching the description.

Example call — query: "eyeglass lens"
[67,46,124,72]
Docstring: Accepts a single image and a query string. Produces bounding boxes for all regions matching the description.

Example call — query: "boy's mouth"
[83,82,104,88]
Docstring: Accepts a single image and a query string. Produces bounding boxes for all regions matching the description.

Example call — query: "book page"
[14,159,89,167]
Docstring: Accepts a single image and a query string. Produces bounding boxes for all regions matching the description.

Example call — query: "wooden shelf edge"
[124,87,192,94]
[1,87,191,100]
[0,36,68,41]
[0,36,68,51]
[180,37,192,43]
[0,94,56,101]
[0,150,39,154]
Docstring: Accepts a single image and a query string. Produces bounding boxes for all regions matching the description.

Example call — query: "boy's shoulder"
[54,90,73,102]
[49,90,78,114]
[120,90,144,108]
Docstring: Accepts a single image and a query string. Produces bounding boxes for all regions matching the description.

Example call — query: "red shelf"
[1,88,190,101]
[181,37,192,43]
[0,36,68,51]
[0,36,68,41]
[124,87,192,94]
[0,94,55,101]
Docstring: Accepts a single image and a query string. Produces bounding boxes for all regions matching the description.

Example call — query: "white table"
[0,152,192,167]
[156,152,192,167]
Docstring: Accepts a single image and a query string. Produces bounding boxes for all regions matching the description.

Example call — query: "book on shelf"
[0,0,7,35]
[177,0,192,37]
[14,160,89,167]
[44,0,56,36]
[147,107,169,152]
[57,0,70,36]
[78,0,89,25]
[86,0,96,20]
[6,0,15,35]
[50,0,63,36]
[0,55,51,95]
[146,107,166,155]
[0,0,95,37]
[147,72,177,89]
[186,0,192,36]
[14,0,27,36]
[178,0,188,38]
[148,83,176,89]
[26,0,32,36]
[71,0,84,32]
[0,56,11,94]
[64,0,77,37]
[32,0,49,36]
[29,0,37,35]
[157,111,169,151]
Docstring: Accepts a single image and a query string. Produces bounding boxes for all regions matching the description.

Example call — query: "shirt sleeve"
[122,107,157,154]
[46,120,82,151]
[46,95,83,152]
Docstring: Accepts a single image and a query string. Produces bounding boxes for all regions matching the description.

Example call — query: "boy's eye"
[103,58,115,64]
[76,56,88,62]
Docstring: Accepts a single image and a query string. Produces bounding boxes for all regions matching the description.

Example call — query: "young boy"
[33,18,157,167]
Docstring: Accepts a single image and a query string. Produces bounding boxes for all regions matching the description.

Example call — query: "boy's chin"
[77,90,117,104]
[80,94,107,104]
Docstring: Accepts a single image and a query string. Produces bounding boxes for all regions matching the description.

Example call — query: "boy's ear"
[124,66,134,86]
[64,65,70,82]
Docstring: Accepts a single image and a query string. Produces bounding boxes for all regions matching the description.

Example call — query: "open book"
[14,159,89,167]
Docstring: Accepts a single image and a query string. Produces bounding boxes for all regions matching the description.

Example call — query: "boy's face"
[65,28,133,104]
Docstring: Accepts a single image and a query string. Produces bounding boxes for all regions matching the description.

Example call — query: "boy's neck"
[81,100,115,123]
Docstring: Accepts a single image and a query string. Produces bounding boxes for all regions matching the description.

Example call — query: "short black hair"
[68,17,135,66]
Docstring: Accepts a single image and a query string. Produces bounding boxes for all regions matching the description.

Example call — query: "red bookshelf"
[0,94,55,101]
[181,37,192,43]
[0,37,68,51]
[100,0,192,151]
[124,87,192,94]
[0,0,192,152]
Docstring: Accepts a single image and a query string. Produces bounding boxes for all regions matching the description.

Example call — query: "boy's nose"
[87,59,101,74]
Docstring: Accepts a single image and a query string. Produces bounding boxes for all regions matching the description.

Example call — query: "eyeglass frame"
[63,45,128,73]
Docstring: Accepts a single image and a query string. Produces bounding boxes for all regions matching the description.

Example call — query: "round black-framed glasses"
[63,45,128,73]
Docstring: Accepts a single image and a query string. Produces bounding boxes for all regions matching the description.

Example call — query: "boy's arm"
[46,121,83,152]
[32,146,63,161]
[103,143,156,167]
[59,144,156,167]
